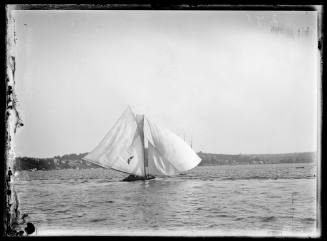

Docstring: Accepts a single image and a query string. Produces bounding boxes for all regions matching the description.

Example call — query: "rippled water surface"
[14,163,318,236]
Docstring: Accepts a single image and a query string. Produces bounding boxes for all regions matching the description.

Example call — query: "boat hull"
[122,175,156,182]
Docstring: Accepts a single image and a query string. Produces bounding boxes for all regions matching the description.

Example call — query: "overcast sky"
[12,10,319,158]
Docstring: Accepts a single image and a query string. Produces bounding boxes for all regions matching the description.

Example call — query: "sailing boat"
[83,107,201,181]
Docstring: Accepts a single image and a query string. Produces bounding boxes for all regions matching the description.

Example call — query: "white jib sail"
[83,107,145,176]
[145,117,202,176]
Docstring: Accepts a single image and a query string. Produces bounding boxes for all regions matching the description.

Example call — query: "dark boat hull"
[122,175,156,182]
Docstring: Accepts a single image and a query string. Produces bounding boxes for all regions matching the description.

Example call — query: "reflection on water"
[14,163,318,236]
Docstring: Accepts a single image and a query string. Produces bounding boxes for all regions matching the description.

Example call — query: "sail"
[145,117,201,175]
[83,107,145,176]
[147,142,179,175]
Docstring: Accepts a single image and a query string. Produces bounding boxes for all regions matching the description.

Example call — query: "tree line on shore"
[197,151,315,166]
[13,151,316,171]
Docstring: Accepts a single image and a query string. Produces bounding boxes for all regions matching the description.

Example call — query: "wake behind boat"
[83,107,201,181]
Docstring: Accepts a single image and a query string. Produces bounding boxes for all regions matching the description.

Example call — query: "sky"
[11,10,319,158]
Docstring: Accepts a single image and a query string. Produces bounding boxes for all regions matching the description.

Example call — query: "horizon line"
[15,150,317,159]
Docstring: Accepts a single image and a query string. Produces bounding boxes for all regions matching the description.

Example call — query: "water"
[13,163,318,236]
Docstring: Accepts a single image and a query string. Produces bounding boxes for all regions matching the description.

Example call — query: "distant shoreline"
[13,151,316,171]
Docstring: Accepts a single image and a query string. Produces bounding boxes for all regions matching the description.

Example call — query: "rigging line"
[81,157,108,169]
[110,166,135,175]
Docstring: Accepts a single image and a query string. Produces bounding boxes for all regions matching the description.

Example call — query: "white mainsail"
[83,107,145,176]
[84,107,201,177]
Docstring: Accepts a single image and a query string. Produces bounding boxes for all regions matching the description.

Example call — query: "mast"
[139,115,147,177]
[143,116,148,178]
[144,141,148,178]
